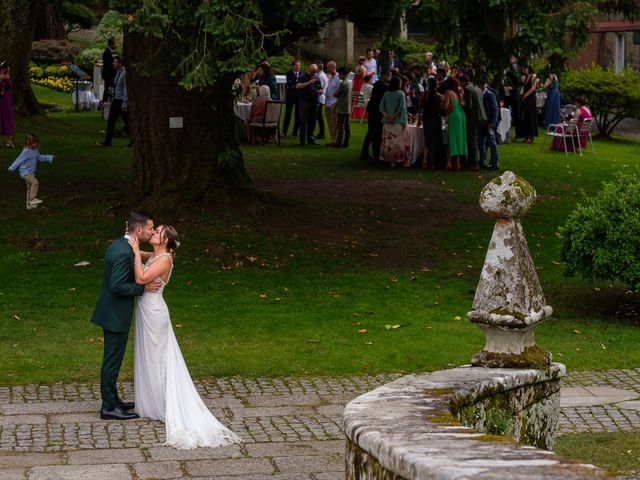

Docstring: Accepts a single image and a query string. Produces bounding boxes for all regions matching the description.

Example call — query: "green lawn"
[1,85,639,385]
[555,432,640,475]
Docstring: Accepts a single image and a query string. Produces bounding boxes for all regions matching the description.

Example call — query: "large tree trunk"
[34,0,66,40]
[0,0,43,116]
[124,32,254,205]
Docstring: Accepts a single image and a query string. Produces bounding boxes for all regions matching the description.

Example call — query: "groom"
[91,211,160,420]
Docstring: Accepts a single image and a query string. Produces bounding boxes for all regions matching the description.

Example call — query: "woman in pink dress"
[573,96,593,149]
[551,95,593,152]
[0,62,16,148]
[351,57,366,119]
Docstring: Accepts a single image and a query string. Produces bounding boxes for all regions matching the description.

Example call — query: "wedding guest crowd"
[237,48,557,171]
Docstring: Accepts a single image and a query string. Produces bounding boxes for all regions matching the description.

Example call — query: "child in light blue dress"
[8,133,54,209]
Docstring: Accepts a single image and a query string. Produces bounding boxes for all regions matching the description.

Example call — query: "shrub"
[383,38,436,59]
[562,66,640,137]
[561,174,640,290]
[93,10,125,45]
[75,47,104,73]
[264,52,296,75]
[29,66,45,79]
[30,40,80,64]
[60,1,96,34]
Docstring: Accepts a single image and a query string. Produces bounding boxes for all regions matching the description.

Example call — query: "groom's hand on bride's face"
[144,279,162,292]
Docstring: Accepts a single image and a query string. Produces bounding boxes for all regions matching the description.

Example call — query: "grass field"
[1,85,639,386]
[555,432,640,475]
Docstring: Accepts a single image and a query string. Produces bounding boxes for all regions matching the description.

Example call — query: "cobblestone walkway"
[1,370,639,479]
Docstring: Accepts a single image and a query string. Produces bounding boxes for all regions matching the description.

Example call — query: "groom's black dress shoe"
[100,406,139,420]
[118,400,135,411]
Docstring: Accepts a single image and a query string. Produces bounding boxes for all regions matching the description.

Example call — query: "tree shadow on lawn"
[252,177,485,271]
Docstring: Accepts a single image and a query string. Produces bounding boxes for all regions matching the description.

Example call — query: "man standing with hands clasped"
[91,212,161,420]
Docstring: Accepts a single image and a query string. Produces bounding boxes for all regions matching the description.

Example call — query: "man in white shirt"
[363,48,377,83]
[323,61,340,145]
[315,61,328,140]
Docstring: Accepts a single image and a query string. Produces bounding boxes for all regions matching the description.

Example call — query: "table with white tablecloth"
[72,90,99,111]
[496,107,512,144]
[234,101,253,122]
[407,124,425,165]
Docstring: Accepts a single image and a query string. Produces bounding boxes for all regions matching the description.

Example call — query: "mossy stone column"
[467,171,553,368]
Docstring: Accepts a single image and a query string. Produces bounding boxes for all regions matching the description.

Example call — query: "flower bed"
[30,65,75,93]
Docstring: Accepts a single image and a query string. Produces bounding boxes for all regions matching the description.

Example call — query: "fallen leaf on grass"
[453,316,462,321]
[365,342,373,345]
[13,315,21,320]
[600,344,607,350]
[551,260,561,266]
[358,329,368,334]
[68,288,76,292]
[456,272,464,277]
[574,330,581,334]
[420,267,430,272]
[175,324,182,328]
[259,294,267,298]
[74,261,90,267]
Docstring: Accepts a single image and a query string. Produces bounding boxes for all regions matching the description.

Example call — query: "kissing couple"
[91,211,241,449]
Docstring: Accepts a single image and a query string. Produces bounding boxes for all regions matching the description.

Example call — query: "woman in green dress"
[442,77,467,171]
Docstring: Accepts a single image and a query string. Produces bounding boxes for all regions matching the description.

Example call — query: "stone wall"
[344,365,610,479]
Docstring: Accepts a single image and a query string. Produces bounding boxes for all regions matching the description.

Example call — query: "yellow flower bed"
[31,76,75,93]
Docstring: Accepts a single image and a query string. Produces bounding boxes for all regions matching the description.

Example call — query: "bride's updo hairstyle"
[160,225,180,255]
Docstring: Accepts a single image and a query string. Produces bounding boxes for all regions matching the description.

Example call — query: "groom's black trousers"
[100,329,129,411]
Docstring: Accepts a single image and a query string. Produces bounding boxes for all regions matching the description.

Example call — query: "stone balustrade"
[344,365,610,479]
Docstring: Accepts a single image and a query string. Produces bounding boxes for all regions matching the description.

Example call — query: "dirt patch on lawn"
[253,178,485,270]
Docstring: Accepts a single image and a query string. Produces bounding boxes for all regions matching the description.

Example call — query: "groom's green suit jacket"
[91,237,144,333]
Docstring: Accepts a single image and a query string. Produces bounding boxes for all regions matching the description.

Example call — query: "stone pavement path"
[1,370,640,480]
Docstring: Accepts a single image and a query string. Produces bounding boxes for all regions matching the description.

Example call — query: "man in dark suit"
[359,73,389,160]
[296,63,322,146]
[282,59,301,136]
[478,78,500,170]
[101,37,117,103]
[505,54,523,140]
[91,212,160,420]
[387,50,403,74]
[459,72,487,170]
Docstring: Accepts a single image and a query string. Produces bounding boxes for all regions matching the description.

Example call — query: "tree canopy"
[415,0,640,77]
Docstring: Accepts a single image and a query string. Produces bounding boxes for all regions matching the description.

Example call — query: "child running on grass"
[8,133,54,210]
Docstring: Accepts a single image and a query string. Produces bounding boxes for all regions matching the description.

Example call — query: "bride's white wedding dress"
[134,253,241,449]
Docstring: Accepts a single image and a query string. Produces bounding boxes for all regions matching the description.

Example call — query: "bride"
[128,225,241,449]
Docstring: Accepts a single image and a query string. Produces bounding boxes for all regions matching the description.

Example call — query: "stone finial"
[467,172,552,368]
[479,170,536,218]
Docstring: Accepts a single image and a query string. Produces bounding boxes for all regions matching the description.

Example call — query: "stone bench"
[344,364,610,479]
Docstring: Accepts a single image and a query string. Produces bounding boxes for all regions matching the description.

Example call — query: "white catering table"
[234,101,253,122]
[407,124,425,165]
[72,90,100,111]
[497,107,512,144]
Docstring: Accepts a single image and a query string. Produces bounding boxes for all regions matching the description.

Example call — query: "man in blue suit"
[478,78,500,170]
